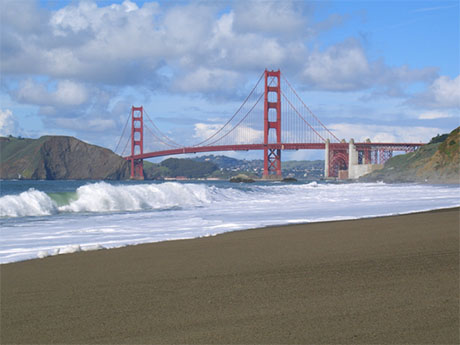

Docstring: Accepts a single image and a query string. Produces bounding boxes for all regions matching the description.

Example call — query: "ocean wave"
[2,181,457,220]
[0,182,217,218]
[1,181,459,263]
[0,181,371,218]
[0,189,57,217]
[59,182,212,213]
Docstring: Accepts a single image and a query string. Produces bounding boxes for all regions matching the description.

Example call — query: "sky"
[1,0,459,161]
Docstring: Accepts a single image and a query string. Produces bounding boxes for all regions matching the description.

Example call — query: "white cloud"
[193,123,221,141]
[1,0,456,149]
[43,49,84,77]
[193,123,263,145]
[174,68,241,94]
[302,39,371,91]
[0,109,16,136]
[301,39,437,92]
[233,1,307,36]
[1,0,164,84]
[16,79,88,107]
[15,80,47,106]
[418,111,452,120]
[50,0,142,35]
[87,118,117,131]
[54,80,89,106]
[329,123,443,143]
[0,0,46,34]
[411,75,460,109]
[162,4,214,56]
[381,64,438,86]
[429,75,460,108]
[50,1,95,34]
[54,117,116,132]
[2,0,434,94]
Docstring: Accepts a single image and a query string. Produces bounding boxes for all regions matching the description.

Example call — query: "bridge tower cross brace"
[263,69,282,178]
[130,106,144,180]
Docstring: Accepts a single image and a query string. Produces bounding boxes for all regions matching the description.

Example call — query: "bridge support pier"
[264,147,282,179]
[325,139,389,180]
[130,106,144,180]
[348,139,383,179]
[130,159,144,180]
[263,69,282,179]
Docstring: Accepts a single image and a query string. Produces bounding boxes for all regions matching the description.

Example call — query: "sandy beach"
[1,207,459,344]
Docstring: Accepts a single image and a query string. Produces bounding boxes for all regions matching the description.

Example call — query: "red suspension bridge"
[115,70,422,180]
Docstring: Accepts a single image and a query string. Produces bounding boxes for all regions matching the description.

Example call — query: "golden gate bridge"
[115,70,422,180]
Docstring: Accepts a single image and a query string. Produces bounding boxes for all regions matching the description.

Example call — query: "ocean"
[1,179,459,263]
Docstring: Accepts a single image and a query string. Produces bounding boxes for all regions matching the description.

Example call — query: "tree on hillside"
[160,158,218,178]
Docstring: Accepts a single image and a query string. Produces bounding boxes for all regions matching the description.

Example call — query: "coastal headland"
[1,208,459,344]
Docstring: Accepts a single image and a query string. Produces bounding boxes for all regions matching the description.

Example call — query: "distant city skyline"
[1,0,459,161]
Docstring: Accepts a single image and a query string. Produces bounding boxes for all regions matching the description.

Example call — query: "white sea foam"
[0,181,459,263]
[59,245,82,254]
[0,189,57,217]
[37,250,50,259]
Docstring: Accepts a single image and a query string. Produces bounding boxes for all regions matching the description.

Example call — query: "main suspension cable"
[192,71,265,147]
[114,111,131,154]
[204,76,276,146]
[121,135,131,157]
[205,91,265,146]
[282,75,340,142]
[281,92,326,143]
[144,109,183,148]
[144,123,179,149]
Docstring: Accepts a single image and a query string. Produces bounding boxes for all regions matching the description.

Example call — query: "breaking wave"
[1,180,459,263]
[60,182,212,213]
[0,189,58,217]
[0,182,215,218]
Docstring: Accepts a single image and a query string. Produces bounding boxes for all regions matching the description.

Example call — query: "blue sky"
[1,0,459,161]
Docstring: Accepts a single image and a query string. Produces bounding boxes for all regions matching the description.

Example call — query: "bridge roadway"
[126,142,422,160]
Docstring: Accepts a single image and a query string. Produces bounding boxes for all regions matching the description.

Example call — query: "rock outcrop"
[229,174,255,183]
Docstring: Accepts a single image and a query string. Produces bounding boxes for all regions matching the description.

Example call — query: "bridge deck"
[125,142,423,160]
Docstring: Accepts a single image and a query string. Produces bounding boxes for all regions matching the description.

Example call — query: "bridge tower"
[130,106,144,180]
[263,69,282,178]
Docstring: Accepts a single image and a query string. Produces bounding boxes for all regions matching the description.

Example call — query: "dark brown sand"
[1,208,459,344]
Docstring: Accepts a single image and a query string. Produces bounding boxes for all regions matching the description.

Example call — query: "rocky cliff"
[0,136,130,180]
[360,127,459,184]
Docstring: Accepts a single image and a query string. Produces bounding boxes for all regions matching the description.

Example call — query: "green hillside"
[192,155,324,179]
[0,136,130,180]
[143,158,218,179]
[361,127,459,183]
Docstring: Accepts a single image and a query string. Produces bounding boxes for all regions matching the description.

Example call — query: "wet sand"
[1,208,459,344]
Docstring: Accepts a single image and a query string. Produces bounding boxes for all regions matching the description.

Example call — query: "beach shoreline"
[3,205,460,265]
[1,207,459,344]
